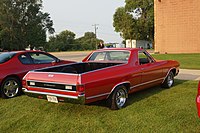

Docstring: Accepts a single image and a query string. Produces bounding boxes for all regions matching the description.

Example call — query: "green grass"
[0,80,199,132]
[152,53,200,69]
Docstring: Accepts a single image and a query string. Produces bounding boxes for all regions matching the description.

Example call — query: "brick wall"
[154,0,200,53]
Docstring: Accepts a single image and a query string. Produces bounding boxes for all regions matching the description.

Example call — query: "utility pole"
[92,24,99,49]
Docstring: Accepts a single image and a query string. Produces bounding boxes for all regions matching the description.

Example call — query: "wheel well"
[108,82,130,99]
[2,75,21,85]
[123,83,130,91]
[171,68,176,76]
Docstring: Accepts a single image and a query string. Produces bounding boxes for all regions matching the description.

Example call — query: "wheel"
[0,77,21,98]
[162,71,174,88]
[108,85,128,110]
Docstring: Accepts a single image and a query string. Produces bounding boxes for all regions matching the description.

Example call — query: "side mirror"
[55,58,60,63]
[51,59,60,65]
[57,59,61,63]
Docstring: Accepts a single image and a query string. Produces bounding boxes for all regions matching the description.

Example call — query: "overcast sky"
[42,0,125,43]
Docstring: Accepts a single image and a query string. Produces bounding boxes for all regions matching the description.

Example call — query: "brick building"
[154,0,200,53]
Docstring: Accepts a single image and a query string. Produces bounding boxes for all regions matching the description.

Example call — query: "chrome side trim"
[26,86,76,93]
[106,81,131,99]
[130,78,164,89]
[86,93,110,100]
[23,88,81,99]
[27,80,76,86]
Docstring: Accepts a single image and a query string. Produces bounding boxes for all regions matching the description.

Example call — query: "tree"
[0,0,54,50]
[75,32,101,50]
[47,30,76,51]
[113,7,137,40]
[46,31,103,52]
[113,0,154,42]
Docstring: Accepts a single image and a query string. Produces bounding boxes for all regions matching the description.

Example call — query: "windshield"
[0,52,16,64]
[88,51,130,62]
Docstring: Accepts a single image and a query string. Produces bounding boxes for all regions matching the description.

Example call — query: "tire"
[0,77,21,99]
[162,71,174,88]
[108,85,128,110]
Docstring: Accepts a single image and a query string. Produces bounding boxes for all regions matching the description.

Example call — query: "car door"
[138,50,163,87]
[27,52,57,69]
[17,53,36,78]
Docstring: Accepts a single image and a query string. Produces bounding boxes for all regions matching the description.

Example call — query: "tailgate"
[24,71,80,85]
[23,71,84,104]
[23,71,80,94]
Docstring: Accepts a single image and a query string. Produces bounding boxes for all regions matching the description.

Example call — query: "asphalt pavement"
[51,51,200,81]
[175,69,200,80]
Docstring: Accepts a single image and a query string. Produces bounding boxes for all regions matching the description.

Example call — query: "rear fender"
[107,81,130,99]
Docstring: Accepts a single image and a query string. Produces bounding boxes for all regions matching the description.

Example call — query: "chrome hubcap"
[167,74,173,87]
[3,80,19,97]
[116,89,126,108]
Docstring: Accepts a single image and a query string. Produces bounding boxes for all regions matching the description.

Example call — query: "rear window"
[0,52,16,64]
[88,51,130,62]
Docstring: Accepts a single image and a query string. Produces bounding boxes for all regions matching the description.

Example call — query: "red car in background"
[197,81,200,117]
[0,51,74,99]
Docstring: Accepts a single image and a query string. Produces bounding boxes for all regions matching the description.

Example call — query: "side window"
[138,51,154,65]
[29,53,55,64]
[18,54,32,64]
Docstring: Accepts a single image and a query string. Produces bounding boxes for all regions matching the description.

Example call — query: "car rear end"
[22,71,85,104]
[197,81,200,117]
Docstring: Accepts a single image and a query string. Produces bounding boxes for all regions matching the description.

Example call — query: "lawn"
[0,80,199,133]
[152,53,200,70]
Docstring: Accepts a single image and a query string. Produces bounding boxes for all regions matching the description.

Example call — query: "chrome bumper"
[22,88,85,104]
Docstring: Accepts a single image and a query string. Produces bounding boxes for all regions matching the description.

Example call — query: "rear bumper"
[22,88,85,104]
[196,95,200,118]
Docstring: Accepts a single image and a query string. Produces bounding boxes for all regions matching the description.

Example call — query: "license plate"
[47,95,58,103]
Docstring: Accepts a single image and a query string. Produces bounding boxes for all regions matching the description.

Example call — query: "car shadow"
[127,79,188,106]
[88,79,188,109]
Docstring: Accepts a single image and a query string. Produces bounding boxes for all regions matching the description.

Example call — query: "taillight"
[77,85,85,92]
[22,80,27,87]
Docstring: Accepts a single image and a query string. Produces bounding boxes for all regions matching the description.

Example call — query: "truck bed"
[36,62,123,74]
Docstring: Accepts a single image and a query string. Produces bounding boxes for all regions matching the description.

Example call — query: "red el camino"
[23,48,179,109]
[0,51,74,98]
[196,81,200,117]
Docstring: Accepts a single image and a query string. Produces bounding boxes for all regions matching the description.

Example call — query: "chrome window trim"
[87,50,131,62]
[138,50,155,65]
